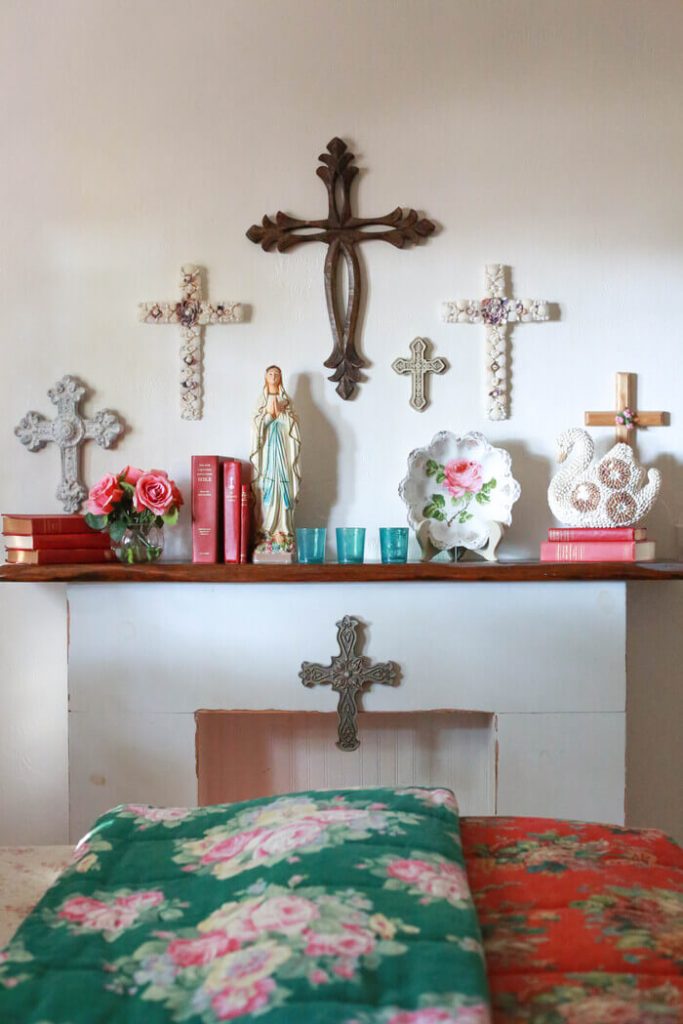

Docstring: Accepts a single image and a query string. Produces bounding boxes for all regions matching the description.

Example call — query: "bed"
[1,789,682,1023]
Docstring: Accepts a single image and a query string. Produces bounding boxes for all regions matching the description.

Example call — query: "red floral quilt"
[461,816,683,1024]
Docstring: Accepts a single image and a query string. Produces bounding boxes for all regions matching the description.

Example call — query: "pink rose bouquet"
[84,466,183,562]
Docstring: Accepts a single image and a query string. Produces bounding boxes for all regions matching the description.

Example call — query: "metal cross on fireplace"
[247,138,436,400]
[300,616,399,751]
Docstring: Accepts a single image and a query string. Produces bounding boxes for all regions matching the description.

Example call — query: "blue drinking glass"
[296,528,326,564]
[336,527,366,564]
[379,527,409,564]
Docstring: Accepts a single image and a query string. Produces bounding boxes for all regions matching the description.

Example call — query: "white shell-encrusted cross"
[392,337,447,411]
[15,375,124,513]
[442,264,551,421]
[139,264,243,420]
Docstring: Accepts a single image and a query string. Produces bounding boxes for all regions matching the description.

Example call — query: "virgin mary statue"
[250,366,302,562]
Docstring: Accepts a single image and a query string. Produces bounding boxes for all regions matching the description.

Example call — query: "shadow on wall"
[291,373,341,529]
[502,440,551,558]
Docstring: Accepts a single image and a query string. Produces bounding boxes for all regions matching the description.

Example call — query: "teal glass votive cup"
[379,527,409,564]
[336,527,366,564]
[296,528,326,564]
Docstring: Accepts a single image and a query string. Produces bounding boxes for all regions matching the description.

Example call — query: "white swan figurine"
[548,427,660,527]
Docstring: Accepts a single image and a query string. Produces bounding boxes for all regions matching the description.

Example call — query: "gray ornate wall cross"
[15,375,124,513]
[139,264,243,420]
[392,337,447,411]
[300,615,399,751]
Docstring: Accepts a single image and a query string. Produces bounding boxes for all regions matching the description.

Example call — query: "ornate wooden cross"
[392,337,446,411]
[247,138,435,400]
[443,264,551,421]
[139,264,243,421]
[300,615,399,751]
[585,372,667,445]
[15,375,124,512]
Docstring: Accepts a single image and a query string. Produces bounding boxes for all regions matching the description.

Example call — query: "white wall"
[1,0,681,842]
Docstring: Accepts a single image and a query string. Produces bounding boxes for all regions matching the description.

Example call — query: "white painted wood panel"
[67,582,626,715]
[496,712,626,823]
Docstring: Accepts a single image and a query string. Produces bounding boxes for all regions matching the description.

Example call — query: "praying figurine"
[250,365,302,563]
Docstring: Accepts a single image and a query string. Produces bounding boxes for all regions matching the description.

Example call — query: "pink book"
[223,460,242,564]
[540,540,655,563]
[547,527,646,542]
[191,456,221,563]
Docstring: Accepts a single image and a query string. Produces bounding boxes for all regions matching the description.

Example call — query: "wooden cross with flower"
[584,372,667,446]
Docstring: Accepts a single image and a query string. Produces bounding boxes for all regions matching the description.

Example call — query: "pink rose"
[387,859,434,884]
[133,471,177,515]
[251,820,324,860]
[443,460,484,498]
[114,890,164,912]
[310,968,330,985]
[305,925,375,958]
[202,828,264,864]
[332,959,357,979]
[59,896,106,922]
[420,869,468,904]
[120,465,144,485]
[86,474,123,515]
[211,978,275,1021]
[250,895,319,935]
[389,1010,487,1024]
[168,931,239,967]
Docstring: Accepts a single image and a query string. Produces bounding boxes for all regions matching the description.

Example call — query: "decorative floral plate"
[399,431,521,561]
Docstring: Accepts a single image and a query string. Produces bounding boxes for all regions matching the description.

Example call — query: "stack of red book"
[191,457,251,564]
[540,527,655,562]
[2,514,113,564]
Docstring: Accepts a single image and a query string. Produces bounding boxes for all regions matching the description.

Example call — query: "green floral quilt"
[0,787,490,1023]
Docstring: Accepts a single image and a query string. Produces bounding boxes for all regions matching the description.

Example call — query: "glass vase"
[112,523,164,564]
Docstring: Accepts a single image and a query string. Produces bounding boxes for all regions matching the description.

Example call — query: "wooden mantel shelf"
[1,560,683,583]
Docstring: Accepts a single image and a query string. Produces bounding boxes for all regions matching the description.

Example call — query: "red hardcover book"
[192,456,222,563]
[1,514,94,536]
[239,483,251,564]
[3,531,110,551]
[6,548,115,565]
[223,460,242,563]
[547,527,647,542]
[540,540,655,563]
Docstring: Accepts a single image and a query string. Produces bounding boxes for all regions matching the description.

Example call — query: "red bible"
[223,460,242,563]
[239,483,251,564]
[191,456,221,564]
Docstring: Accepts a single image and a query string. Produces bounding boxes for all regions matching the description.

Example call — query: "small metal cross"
[585,372,667,446]
[15,375,124,513]
[139,264,243,420]
[392,337,447,411]
[300,616,399,751]
[247,137,435,400]
[443,264,551,421]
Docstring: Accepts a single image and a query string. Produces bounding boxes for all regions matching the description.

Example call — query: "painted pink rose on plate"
[443,460,484,498]
[133,471,178,515]
[86,474,123,515]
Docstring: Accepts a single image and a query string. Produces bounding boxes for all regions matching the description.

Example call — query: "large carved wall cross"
[300,616,399,751]
[247,138,436,400]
